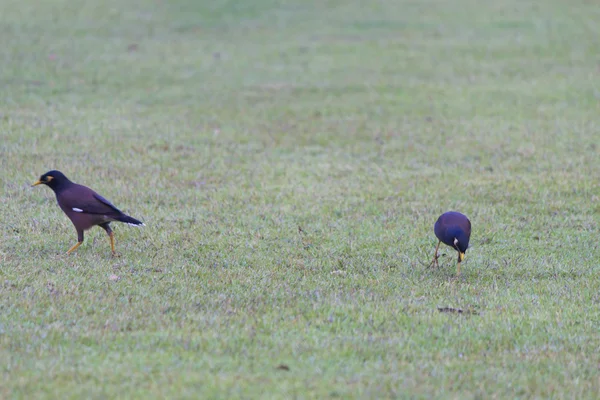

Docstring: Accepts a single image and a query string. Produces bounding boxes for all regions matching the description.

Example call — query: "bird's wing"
[92,193,122,213]
[59,185,123,216]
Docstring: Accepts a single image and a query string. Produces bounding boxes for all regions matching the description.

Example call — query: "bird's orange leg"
[66,241,83,255]
[428,241,441,268]
[109,232,116,256]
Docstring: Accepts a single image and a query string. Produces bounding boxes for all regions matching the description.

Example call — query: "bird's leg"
[456,252,465,276]
[66,241,83,254]
[99,223,116,256]
[109,232,115,255]
[428,241,441,268]
[67,230,84,255]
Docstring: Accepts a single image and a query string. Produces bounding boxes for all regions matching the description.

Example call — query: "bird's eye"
[46,176,54,182]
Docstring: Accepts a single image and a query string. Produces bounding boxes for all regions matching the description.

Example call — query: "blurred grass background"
[2,0,600,397]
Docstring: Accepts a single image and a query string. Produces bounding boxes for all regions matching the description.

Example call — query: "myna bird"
[33,170,144,255]
[429,211,471,275]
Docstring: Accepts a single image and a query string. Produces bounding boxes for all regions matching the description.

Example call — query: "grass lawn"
[2,0,600,397]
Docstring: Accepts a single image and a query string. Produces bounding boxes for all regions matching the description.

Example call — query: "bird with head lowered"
[33,170,144,255]
[429,211,471,276]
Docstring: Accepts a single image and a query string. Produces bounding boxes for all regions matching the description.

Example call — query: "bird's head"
[33,170,71,191]
[452,233,470,262]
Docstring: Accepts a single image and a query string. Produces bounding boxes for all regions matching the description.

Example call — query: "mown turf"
[2,0,600,398]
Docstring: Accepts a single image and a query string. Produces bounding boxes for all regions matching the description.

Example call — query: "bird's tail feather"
[117,214,145,227]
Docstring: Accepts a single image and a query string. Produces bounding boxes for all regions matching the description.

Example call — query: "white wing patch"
[127,222,145,227]
[72,208,84,213]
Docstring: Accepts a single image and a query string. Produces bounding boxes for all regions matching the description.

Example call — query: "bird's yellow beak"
[459,252,465,262]
[32,180,43,186]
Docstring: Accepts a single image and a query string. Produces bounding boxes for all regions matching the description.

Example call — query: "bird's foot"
[427,255,440,269]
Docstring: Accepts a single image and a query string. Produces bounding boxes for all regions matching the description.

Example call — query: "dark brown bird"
[33,170,144,255]
[429,211,471,275]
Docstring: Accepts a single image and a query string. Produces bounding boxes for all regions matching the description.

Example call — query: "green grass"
[2,0,600,397]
